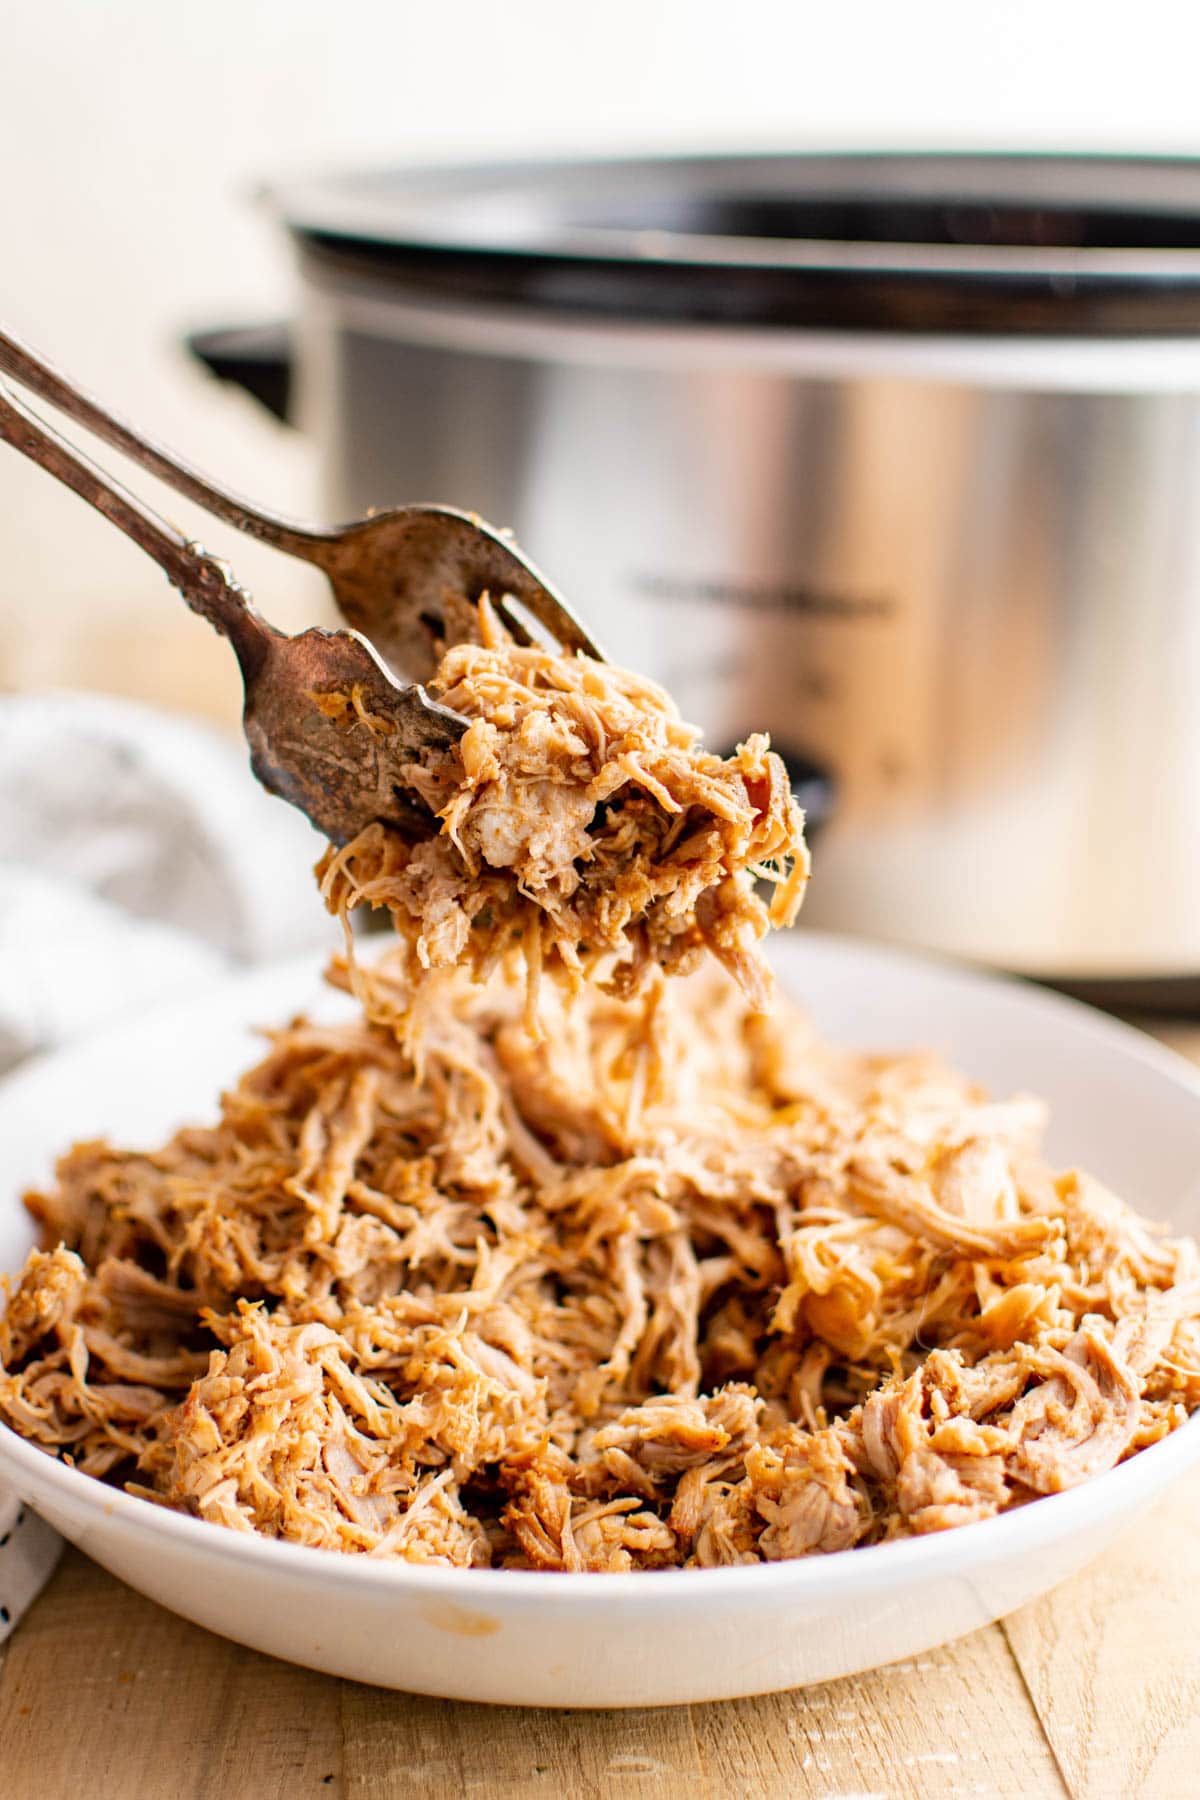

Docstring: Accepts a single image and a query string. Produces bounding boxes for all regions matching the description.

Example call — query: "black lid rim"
[276,151,1200,336]
[296,233,1200,338]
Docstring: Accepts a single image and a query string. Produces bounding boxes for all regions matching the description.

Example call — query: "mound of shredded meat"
[315,598,808,1021]
[3,952,1199,1569]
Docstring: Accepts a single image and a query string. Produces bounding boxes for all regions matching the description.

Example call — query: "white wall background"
[3,0,1200,720]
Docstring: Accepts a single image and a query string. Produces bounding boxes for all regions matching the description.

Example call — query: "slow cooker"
[192,152,1200,1005]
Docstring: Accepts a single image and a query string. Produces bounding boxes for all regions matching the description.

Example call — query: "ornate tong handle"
[0,325,324,563]
[0,376,275,678]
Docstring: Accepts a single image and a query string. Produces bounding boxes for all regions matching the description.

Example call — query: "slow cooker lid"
[274,152,1200,335]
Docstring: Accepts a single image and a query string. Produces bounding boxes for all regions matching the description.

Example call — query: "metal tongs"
[0,328,601,843]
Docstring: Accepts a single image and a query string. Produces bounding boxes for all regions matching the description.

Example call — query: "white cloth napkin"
[0,691,333,1640]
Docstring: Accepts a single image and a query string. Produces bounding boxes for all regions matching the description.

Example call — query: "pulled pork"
[314,598,808,1019]
[3,954,1199,1568]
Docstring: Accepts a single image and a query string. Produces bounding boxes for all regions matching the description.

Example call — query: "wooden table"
[4,1022,1200,1800]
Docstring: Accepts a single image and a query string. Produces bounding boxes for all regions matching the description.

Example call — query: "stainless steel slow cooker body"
[214,155,1200,993]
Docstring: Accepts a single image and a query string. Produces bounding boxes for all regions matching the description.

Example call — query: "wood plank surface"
[2,1026,1198,1798]
[2,1547,1076,1800]
[1002,1465,1200,1800]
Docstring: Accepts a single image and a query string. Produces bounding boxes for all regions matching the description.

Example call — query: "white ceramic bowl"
[2,932,1199,1707]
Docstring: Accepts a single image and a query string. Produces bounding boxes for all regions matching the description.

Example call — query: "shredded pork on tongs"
[315,597,809,1024]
